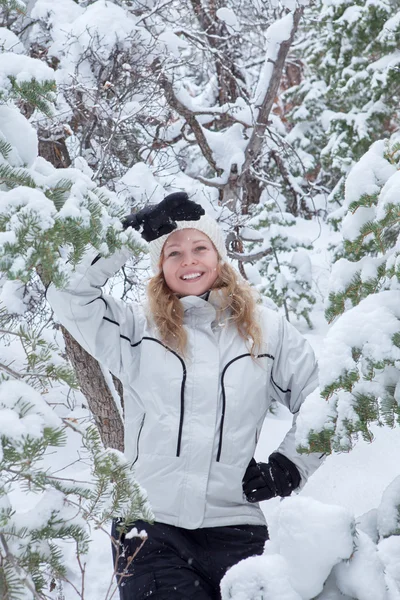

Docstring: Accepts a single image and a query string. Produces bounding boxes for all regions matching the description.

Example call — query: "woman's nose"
[181,252,198,266]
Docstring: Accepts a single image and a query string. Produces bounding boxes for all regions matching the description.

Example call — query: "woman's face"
[162,229,220,297]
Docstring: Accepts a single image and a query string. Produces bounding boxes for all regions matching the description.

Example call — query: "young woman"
[47,192,323,600]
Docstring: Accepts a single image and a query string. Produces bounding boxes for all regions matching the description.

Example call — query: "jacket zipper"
[132,413,146,466]
[141,337,187,457]
[216,353,273,462]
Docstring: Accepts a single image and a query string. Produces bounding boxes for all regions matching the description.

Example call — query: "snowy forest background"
[0,0,400,598]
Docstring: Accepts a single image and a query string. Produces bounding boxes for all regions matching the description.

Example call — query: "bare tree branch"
[159,71,222,174]
[239,7,304,198]
[227,248,272,262]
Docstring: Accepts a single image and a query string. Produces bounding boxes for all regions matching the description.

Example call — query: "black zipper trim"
[271,374,291,394]
[141,337,187,457]
[86,295,108,308]
[216,353,274,462]
[132,413,146,466]
[97,314,188,455]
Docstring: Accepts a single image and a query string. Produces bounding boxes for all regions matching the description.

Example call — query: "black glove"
[242,452,301,503]
[122,192,205,242]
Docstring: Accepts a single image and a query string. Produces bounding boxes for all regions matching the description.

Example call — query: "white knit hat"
[148,214,228,273]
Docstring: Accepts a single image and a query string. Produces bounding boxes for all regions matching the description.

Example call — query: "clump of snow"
[244,263,262,285]
[0,379,61,443]
[0,280,26,315]
[333,531,388,600]
[221,554,301,600]
[0,187,56,230]
[125,527,148,541]
[0,52,54,87]
[216,7,241,33]
[291,249,312,285]
[341,140,396,241]
[317,291,400,390]
[267,496,355,598]
[158,30,188,57]
[377,475,400,539]
[0,105,38,167]
[295,387,335,448]
[379,13,400,43]
[203,122,247,175]
[118,162,166,205]
[337,5,363,26]
[376,170,400,221]
[0,28,25,54]
[222,496,356,600]
[35,0,152,84]
[378,536,400,589]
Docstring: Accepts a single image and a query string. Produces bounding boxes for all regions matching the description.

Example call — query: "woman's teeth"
[182,273,202,280]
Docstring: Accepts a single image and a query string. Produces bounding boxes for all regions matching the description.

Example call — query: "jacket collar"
[180,290,230,325]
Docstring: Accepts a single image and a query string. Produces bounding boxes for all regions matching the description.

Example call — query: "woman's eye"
[168,251,180,257]
[195,246,207,252]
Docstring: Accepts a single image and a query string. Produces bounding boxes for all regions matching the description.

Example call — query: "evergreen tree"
[287,0,400,207]
[246,195,316,327]
[0,379,152,599]
[298,135,400,454]
[0,3,151,597]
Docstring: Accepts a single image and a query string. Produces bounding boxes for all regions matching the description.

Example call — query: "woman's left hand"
[242,453,301,503]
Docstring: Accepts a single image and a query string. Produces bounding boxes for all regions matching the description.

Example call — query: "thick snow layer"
[378,536,400,588]
[221,495,356,600]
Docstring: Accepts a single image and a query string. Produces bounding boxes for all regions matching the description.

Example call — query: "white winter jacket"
[47,248,323,530]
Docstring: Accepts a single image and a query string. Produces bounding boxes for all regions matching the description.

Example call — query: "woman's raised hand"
[122,192,204,242]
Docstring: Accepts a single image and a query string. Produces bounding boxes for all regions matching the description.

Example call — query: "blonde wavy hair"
[147,259,263,357]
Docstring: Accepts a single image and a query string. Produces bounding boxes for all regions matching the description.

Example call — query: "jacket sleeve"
[270,315,324,487]
[46,248,143,379]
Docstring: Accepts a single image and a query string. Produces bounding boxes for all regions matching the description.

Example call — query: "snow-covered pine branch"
[296,136,400,454]
[0,380,153,599]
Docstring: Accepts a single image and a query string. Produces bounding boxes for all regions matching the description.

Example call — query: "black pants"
[112,519,269,599]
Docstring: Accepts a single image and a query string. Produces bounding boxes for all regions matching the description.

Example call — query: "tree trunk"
[37,129,126,451]
[62,327,124,451]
